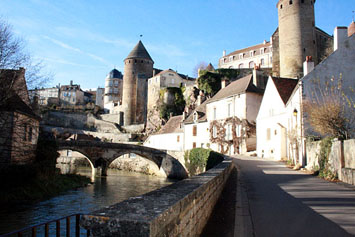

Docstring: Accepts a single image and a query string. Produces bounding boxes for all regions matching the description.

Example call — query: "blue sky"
[0,0,354,89]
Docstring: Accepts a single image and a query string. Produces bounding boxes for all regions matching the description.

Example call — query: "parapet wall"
[80,158,234,236]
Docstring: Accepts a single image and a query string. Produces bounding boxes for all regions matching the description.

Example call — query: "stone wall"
[306,139,355,185]
[80,159,234,236]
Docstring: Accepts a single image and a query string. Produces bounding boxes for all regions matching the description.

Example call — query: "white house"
[183,100,211,150]
[256,76,299,161]
[206,73,265,154]
[144,115,184,151]
[219,40,273,69]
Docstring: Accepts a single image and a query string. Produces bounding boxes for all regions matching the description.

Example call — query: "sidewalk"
[234,155,355,237]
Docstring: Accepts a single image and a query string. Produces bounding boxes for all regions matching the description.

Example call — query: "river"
[0,167,176,235]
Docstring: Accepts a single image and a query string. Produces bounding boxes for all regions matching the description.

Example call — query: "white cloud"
[42,35,112,67]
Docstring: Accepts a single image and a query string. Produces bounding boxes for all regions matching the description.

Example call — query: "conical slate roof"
[125,40,153,62]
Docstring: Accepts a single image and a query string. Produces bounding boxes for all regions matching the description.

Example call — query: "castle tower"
[277,0,317,79]
[122,40,153,125]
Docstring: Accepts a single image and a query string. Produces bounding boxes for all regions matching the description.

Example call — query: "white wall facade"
[257,77,289,160]
[144,132,184,151]
[184,122,210,150]
[219,42,273,69]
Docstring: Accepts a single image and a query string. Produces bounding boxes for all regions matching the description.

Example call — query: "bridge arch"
[56,141,188,179]
[57,148,96,177]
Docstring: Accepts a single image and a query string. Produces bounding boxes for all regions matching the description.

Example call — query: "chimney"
[253,65,264,89]
[303,56,314,76]
[221,77,229,89]
[223,50,226,56]
[334,26,348,51]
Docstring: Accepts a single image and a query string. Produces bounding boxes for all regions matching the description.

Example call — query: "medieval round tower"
[277,0,317,79]
[122,40,153,125]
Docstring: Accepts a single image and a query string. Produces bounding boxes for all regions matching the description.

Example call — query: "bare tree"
[0,18,51,105]
[0,18,48,168]
[192,61,208,78]
[304,74,355,140]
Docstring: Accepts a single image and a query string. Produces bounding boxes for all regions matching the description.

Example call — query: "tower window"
[289,0,292,5]
[280,4,283,9]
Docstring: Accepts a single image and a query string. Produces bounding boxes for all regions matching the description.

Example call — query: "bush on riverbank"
[0,171,90,204]
[184,148,224,176]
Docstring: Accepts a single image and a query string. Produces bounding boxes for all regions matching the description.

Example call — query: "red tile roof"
[271,77,299,104]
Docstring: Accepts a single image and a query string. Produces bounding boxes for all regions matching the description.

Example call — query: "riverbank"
[0,167,91,205]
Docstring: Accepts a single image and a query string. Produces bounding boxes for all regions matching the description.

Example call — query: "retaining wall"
[306,139,355,185]
[80,159,234,236]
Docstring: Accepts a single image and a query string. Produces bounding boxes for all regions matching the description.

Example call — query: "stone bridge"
[56,140,188,179]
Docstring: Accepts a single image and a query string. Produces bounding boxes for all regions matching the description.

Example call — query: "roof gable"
[157,115,183,134]
[271,77,299,104]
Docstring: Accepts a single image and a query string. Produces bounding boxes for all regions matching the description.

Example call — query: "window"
[213,126,217,138]
[23,124,27,141]
[236,124,242,137]
[227,103,231,117]
[260,48,264,54]
[226,124,232,140]
[289,0,293,4]
[260,58,265,65]
[193,125,197,136]
[270,56,273,63]
[239,53,243,59]
[267,128,271,141]
[229,56,233,62]
[193,112,198,122]
[275,130,277,135]
[28,127,32,142]
[177,135,180,142]
[238,63,244,69]
[249,61,255,68]
[192,142,196,148]
[250,51,254,57]
[213,108,217,119]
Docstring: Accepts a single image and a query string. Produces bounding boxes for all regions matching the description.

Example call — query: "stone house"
[144,115,184,151]
[60,80,84,105]
[205,74,264,154]
[28,86,60,106]
[0,68,40,167]
[147,69,195,112]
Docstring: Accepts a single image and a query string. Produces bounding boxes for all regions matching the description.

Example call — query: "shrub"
[184,148,224,176]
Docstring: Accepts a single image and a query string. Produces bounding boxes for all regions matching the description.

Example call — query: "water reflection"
[0,167,175,235]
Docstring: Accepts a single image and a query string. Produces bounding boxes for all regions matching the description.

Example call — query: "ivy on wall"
[209,117,255,154]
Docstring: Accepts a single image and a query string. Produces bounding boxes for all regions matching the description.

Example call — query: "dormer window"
[193,112,198,122]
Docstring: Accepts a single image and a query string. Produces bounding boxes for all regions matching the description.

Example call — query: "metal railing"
[0,214,90,237]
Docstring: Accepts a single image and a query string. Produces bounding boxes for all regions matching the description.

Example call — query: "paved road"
[234,155,355,237]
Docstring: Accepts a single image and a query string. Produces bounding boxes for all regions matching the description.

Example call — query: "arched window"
[249,61,255,68]
[238,63,244,69]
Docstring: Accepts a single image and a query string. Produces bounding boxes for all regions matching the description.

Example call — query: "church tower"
[122,41,153,125]
[277,0,317,78]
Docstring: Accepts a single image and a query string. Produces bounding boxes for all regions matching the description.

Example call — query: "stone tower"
[277,0,317,79]
[122,40,153,125]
